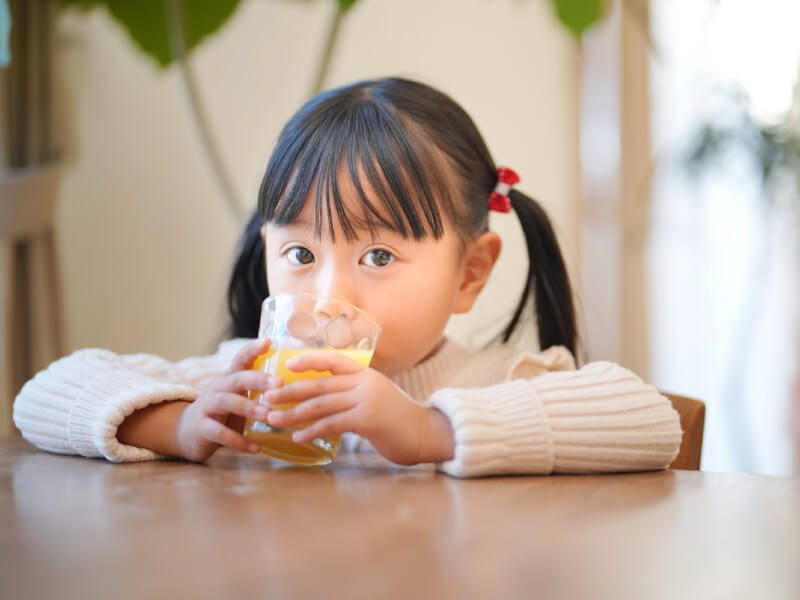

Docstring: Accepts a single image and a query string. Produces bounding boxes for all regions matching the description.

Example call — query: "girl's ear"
[260,224,268,242]
[453,231,502,314]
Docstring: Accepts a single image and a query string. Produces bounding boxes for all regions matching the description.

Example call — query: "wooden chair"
[662,392,706,470]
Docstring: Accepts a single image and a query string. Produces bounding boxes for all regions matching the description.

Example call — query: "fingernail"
[254,406,269,419]
[268,411,287,426]
[248,443,260,453]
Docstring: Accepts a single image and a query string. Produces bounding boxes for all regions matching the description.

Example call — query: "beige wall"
[54,0,580,360]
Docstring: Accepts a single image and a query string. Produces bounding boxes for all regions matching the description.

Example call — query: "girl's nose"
[314,269,357,316]
[313,295,356,320]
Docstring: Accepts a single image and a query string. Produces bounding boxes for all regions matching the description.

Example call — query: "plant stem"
[164,0,243,224]
[309,4,345,97]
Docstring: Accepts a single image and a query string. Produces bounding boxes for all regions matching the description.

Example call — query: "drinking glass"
[244,293,381,465]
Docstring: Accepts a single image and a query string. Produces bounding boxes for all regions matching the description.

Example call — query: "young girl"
[13,77,682,477]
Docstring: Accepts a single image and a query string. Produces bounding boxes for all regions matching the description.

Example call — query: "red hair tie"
[488,166,520,213]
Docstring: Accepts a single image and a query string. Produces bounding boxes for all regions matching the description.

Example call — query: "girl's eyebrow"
[276,216,401,237]
[276,219,312,230]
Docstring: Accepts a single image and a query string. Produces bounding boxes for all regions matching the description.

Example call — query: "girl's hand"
[263,352,455,465]
[175,338,277,462]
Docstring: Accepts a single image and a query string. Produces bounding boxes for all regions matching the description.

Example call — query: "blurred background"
[1,0,798,475]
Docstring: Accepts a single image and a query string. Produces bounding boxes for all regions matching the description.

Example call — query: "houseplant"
[0,0,624,434]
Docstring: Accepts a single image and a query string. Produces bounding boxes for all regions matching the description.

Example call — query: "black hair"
[227,77,579,357]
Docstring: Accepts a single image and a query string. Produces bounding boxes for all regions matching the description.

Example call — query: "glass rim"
[262,292,381,334]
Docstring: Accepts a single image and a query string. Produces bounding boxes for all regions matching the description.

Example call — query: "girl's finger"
[267,392,354,428]
[227,338,272,374]
[207,392,270,422]
[285,351,366,376]
[292,411,352,444]
[207,370,278,394]
[263,375,354,406]
[198,417,260,454]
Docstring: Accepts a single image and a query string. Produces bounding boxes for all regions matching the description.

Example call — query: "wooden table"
[1,437,798,599]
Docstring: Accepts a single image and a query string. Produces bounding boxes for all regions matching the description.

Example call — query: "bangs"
[258,88,456,241]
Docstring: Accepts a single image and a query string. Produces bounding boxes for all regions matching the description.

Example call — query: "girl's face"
[262,180,499,376]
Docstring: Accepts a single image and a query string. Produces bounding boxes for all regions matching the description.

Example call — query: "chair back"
[662,392,705,470]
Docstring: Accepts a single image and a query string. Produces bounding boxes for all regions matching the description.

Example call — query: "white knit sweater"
[13,338,682,477]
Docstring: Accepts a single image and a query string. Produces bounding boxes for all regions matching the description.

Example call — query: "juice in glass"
[245,348,373,464]
[243,293,380,465]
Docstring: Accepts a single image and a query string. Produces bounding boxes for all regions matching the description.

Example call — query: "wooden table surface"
[1,436,799,600]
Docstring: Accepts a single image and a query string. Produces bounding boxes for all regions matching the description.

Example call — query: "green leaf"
[549,0,609,38]
[181,0,242,54]
[104,1,172,67]
[336,0,359,12]
[59,0,241,69]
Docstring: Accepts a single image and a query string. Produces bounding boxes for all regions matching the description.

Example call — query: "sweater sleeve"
[427,361,683,478]
[12,340,247,462]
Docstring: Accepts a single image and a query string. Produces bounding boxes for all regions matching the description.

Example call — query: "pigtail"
[505,189,578,358]
[227,209,268,338]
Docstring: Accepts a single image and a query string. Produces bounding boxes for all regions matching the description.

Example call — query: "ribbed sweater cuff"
[532,362,683,472]
[13,348,199,463]
[428,380,554,477]
[69,369,198,462]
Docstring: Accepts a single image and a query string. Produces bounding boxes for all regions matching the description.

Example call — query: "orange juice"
[244,348,373,465]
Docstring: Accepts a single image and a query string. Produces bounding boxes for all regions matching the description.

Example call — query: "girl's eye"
[286,246,315,266]
[362,249,394,268]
